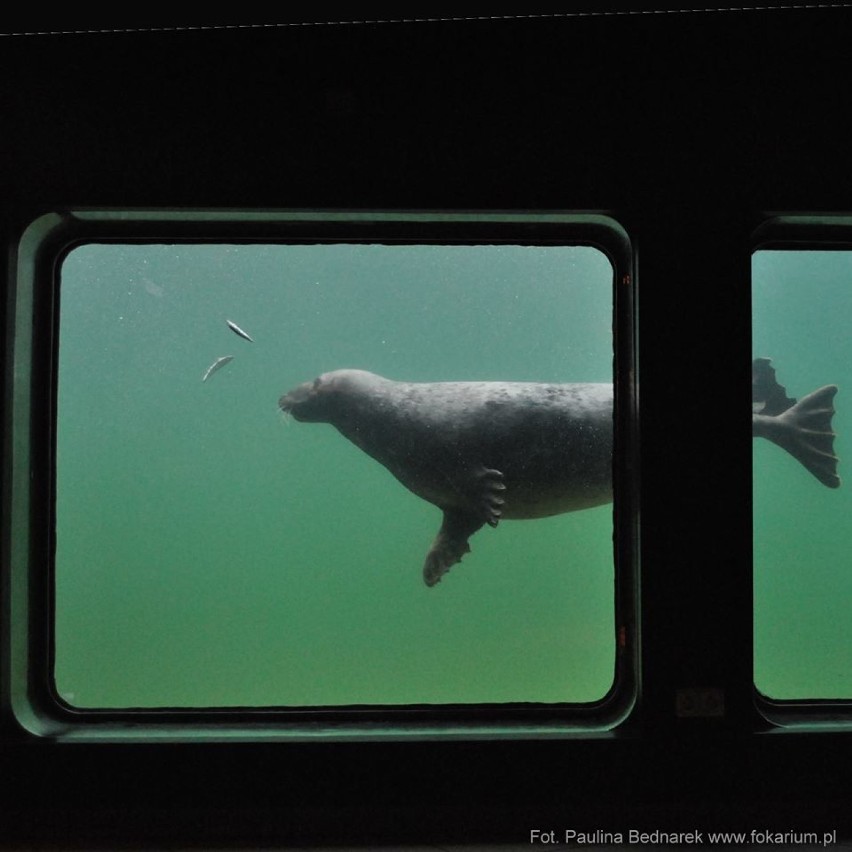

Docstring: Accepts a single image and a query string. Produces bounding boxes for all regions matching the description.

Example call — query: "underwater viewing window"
[753,218,852,723]
[7,211,636,738]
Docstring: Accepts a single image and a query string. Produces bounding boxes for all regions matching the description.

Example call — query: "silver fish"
[226,319,254,342]
[202,355,234,382]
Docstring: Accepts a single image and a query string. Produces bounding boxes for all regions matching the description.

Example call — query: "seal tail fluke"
[762,385,841,488]
[753,357,797,415]
[423,510,484,586]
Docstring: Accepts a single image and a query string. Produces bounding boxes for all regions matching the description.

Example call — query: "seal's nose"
[279,380,313,414]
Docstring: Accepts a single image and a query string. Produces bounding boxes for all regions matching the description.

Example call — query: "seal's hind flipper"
[755,384,841,488]
[423,510,485,587]
[779,385,840,488]
[753,357,796,415]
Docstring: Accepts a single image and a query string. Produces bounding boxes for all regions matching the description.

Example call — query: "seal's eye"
[312,377,322,390]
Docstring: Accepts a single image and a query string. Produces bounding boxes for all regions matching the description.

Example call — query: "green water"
[753,250,852,700]
[55,242,615,708]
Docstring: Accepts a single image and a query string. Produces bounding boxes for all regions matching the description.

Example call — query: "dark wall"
[3,9,852,847]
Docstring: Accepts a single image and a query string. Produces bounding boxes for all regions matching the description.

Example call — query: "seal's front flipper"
[423,510,485,587]
[754,384,840,488]
[476,466,506,527]
[422,467,506,586]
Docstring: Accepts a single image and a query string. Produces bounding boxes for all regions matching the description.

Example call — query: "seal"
[279,369,613,585]
[752,358,840,489]
[280,363,840,586]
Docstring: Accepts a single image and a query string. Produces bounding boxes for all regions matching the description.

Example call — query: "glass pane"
[55,242,615,708]
[753,249,852,700]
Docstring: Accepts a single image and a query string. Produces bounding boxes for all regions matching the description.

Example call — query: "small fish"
[226,319,254,342]
[202,355,234,382]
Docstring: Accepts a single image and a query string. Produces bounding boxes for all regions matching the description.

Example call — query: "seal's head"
[279,369,382,423]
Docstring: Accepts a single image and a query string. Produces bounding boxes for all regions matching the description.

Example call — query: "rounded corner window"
[752,217,852,726]
[9,210,637,738]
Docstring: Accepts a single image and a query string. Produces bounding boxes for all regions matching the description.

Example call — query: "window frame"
[752,214,852,727]
[6,209,638,741]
